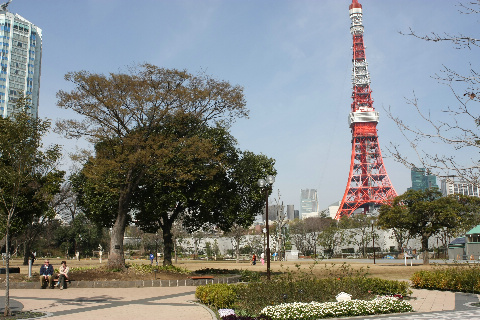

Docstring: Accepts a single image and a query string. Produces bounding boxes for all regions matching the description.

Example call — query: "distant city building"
[408,168,438,191]
[294,210,299,220]
[260,204,284,222]
[0,4,42,118]
[286,205,295,220]
[327,201,341,219]
[302,212,319,219]
[300,189,318,219]
[441,177,480,197]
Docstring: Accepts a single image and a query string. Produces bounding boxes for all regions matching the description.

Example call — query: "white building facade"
[441,178,480,197]
[0,6,42,117]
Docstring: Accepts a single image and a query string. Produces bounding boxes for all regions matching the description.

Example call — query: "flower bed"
[219,297,413,320]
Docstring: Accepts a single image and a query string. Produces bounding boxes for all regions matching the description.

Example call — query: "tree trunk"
[421,234,430,265]
[162,218,174,266]
[235,239,240,263]
[4,228,10,316]
[23,240,31,266]
[108,208,128,268]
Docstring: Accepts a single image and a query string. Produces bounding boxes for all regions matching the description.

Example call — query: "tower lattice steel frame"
[335,0,397,220]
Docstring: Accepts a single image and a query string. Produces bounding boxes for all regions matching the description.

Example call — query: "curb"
[7,275,242,289]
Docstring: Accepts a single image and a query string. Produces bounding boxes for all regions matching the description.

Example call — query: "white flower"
[218,309,235,317]
[335,292,352,302]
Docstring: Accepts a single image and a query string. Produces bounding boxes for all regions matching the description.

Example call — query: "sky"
[10,0,478,213]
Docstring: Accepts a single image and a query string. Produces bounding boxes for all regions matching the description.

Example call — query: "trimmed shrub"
[411,264,480,292]
[196,283,237,309]
[196,276,411,316]
[232,276,410,316]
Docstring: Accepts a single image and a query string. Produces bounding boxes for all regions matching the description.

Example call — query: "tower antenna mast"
[336,0,397,219]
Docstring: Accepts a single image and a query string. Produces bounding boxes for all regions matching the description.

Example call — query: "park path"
[5,286,214,320]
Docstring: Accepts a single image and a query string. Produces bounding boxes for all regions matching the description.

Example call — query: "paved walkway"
[1,287,479,319]
[3,287,215,320]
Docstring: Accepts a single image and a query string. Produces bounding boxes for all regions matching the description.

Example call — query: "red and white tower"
[335,0,397,219]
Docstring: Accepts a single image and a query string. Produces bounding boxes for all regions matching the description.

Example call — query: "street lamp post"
[155,233,159,266]
[371,221,376,265]
[258,175,275,280]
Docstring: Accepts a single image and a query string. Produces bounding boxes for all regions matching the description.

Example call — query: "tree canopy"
[0,107,63,316]
[59,64,273,267]
[378,188,480,264]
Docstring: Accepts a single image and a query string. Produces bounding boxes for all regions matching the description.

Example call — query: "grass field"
[0,256,456,281]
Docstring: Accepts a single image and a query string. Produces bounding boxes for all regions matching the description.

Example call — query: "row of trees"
[109,185,480,266]
[0,65,277,315]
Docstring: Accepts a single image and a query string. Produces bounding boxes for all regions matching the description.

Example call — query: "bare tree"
[226,224,248,263]
[386,1,480,185]
[339,214,376,258]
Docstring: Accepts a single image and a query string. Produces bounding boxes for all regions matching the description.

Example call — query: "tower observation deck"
[335,0,397,219]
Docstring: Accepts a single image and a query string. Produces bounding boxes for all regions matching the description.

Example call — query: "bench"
[404,254,414,266]
[0,267,20,274]
[189,276,214,280]
[52,278,71,287]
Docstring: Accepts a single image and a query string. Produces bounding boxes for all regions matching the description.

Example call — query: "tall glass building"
[0,4,42,118]
[408,168,438,191]
[300,189,318,219]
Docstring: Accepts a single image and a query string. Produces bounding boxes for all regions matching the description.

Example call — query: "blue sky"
[12,0,478,212]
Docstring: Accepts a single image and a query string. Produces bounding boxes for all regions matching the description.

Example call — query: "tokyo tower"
[335,0,397,219]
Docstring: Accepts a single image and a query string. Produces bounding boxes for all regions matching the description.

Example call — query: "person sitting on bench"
[56,260,69,290]
[39,259,54,289]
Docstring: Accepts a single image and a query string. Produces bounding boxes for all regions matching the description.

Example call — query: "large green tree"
[131,113,276,265]
[58,64,249,267]
[0,108,63,316]
[378,188,480,265]
[53,213,109,258]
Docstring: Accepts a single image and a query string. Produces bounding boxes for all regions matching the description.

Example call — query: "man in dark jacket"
[39,259,54,289]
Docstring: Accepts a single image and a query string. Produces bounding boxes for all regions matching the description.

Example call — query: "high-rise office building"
[441,177,480,197]
[300,189,318,219]
[408,168,438,191]
[0,2,42,118]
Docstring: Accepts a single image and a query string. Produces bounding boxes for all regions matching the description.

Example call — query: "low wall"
[8,275,242,289]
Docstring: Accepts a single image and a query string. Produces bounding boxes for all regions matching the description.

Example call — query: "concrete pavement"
[408,289,456,312]
[3,287,215,320]
[0,286,476,320]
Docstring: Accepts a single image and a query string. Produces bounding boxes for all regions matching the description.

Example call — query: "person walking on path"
[251,254,256,265]
[39,259,54,289]
[57,260,69,290]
